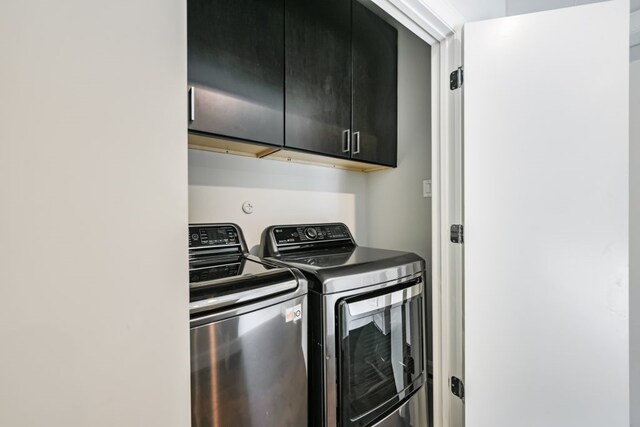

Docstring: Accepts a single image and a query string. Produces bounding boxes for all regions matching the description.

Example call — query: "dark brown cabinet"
[284,0,398,167]
[187,0,397,168]
[188,0,284,146]
[285,0,352,159]
[351,1,398,166]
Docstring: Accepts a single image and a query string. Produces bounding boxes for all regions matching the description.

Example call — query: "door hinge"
[450,224,464,244]
[451,376,465,400]
[450,66,463,90]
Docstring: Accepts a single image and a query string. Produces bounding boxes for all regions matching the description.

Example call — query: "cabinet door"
[351,1,397,166]
[285,0,352,158]
[188,0,284,146]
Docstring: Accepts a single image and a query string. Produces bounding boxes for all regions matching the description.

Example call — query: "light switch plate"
[423,180,432,198]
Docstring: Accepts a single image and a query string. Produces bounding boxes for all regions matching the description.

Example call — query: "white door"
[463,1,629,426]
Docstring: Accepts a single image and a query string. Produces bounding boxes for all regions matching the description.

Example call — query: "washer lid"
[189,258,301,315]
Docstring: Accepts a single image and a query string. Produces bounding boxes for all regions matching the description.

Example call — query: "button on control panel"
[189,225,239,248]
[273,224,351,246]
[305,227,318,240]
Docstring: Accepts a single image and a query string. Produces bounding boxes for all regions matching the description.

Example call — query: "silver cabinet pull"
[342,129,351,152]
[189,86,195,122]
[353,131,360,154]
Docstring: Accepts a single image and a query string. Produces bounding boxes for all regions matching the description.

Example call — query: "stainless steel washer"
[189,223,308,427]
[259,223,430,427]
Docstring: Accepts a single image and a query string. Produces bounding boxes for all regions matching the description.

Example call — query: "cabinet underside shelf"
[188,133,390,173]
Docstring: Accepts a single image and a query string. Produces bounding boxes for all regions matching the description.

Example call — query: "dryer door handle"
[347,283,423,316]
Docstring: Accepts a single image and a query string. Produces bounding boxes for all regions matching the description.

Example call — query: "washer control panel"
[189,224,241,248]
[273,223,352,246]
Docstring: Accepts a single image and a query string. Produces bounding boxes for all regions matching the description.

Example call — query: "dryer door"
[337,280,425,427]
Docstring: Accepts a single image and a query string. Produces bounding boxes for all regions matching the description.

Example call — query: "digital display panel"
[189,226,239,247]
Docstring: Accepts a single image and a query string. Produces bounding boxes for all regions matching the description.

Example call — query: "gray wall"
[506,0,604,15]
[447,0,506,20]
[367,28,432,262]
[633,1,640,62]
[0,1,190,426]
[631,58,640,427]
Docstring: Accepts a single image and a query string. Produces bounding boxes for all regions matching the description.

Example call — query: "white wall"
[188,25,432,260]
[367,28,432,262]
[631,58,640,427]
[188,151,369,250]
[0,2,190,427]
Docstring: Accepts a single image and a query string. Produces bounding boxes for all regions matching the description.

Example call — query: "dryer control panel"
[273,224,351,245]
[261,223,356,256]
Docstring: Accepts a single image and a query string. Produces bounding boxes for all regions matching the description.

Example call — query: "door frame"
[370,1,465,426]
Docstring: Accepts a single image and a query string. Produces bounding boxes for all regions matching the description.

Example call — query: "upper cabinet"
[285,0,352,159]
[351,1,397,166]
[187,0,397,169]
[187,0,284,146]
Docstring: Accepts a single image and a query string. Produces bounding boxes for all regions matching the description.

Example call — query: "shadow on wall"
[189,148,368,194]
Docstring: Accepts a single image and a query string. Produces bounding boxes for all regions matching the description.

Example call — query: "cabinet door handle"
[353,131,360,154]
[189,86,195,122]
[342,129,351,153]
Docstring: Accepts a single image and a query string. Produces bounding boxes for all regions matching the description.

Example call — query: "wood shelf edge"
[187,133,392,173]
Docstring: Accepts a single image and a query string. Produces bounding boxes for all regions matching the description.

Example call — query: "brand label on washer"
[286,304,302,323]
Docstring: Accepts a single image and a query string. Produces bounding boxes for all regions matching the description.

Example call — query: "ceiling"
[447,0,506,21]
[633,0,640,13]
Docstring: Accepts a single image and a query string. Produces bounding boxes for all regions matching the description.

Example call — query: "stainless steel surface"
[322,272,425,427]
[189,86,195,121]
[319,254,423,294]
[347,282,423,316]
[189,278,298,314]
[372,387,428,427]
[191,293,308,427]
[190,268,308,327]
[259,223,429,427]
[353,131,360,154]
[265,248,424,294]
[342,129,351,152]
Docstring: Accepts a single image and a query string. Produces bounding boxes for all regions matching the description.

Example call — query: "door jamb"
[370,1,465,427]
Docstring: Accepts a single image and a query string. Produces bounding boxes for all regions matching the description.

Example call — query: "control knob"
[305,227,318,240]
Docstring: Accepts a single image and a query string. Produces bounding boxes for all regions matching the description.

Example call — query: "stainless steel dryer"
[259,223,429,427]
[189,223,308,427]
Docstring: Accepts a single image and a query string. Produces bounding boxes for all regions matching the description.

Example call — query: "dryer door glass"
[337,280,424,426]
